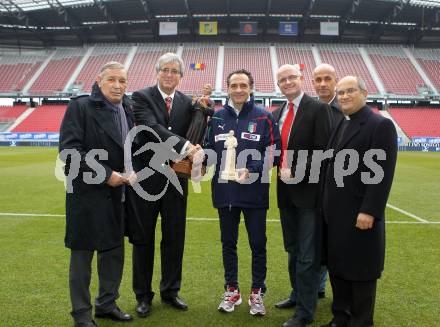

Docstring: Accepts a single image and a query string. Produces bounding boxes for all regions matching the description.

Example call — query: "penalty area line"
[386,203,429,223]
[0,212,438,224]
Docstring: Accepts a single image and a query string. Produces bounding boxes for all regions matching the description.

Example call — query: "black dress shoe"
[95,306,133,321]
[136,301,151,317]
[74,320,98,327]
[274,298,296,309]
[320,320,347,327]
[282,316,310,327]
[161,296,188,310]
[282,317,308,327]
[318,291,326,299]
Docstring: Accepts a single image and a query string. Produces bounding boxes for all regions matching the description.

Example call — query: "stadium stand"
[75,45,129,93]
[388,107,440,137]
[179,43,218,95]
[0,53,45,93]
[127,44,177,92]
[276,44,316,95]
[318,44,379,94]
[223,44,274,93]
[29,48,86,95]
[1,43,440,139]
[367,46,424,95]
[12,104,67,133]
[0,104,28,122]
[412,48,440,94]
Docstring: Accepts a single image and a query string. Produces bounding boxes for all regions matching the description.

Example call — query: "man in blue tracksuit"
[205,69,281,316]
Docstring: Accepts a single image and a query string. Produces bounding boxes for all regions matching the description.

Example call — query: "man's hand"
[356,212,375,230]
[192,146,205,165]
[236,168,249,183]
[106,171,128,187]
[186,143,202,162]
[125,171,138,186]
[279,168,293,182]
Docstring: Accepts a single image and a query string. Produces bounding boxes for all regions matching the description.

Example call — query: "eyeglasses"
[278,75,300,85]
[336,88,361,96]
[159,68,180,75]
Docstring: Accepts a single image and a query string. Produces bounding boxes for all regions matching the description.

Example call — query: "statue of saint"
[220,130,238,181]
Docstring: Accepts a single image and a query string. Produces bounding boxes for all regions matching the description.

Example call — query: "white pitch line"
[1,212,439,224]
[386,203,429,223]
[0,212,64,217]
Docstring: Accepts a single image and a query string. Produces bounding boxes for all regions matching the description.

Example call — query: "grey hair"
[155,52,184,77]
[356,77,367,91]
[99,61,126,76]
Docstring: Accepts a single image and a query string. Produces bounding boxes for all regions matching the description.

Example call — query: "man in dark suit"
[272,64,331,327]
[127,52,200,317]
[312,63,344,299]
[320,76,397,327]
[59,62,134,327]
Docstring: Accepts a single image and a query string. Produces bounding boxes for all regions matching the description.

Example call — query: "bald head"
[277,64,303,100]
[313,63,336,77]
[313,63,337,103]
[336,76,368,116]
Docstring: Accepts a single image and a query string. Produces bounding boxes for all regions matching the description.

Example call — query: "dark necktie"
[165,96,172,114]
[280,102,295,168]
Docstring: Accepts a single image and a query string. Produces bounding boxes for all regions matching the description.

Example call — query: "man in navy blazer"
[127,53,200,317]
[272,64,331,327]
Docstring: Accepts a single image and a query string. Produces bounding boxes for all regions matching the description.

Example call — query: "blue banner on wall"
[0,132,59,141]
[279,22,298,36]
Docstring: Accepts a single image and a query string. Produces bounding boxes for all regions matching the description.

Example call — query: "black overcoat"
[59,83,134,251]
[322,106,397,281]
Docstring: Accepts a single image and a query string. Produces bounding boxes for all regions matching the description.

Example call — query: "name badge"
[215,133,230,142]
[241,132,260,141]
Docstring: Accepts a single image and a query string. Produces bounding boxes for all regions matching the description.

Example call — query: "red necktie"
[165,97,172,114]
[280,102,295,168]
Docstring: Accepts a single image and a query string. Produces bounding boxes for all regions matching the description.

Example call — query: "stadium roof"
[0,0,439,47]
[1,0,440,12]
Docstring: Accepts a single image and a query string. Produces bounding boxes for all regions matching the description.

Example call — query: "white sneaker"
[218,286,242,313]
[248,288,266,316]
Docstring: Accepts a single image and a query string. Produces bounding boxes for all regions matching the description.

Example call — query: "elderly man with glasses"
[127,52,201,317]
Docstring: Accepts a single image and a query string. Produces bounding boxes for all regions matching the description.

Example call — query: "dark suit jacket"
[272,93,331,209]
[130,85,193,196]
[59,83,134,251]
[127,85,193,243]
[327,97,344,131]
[322,106,397,281]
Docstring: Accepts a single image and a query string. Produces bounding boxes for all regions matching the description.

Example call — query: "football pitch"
[0,147,439,327]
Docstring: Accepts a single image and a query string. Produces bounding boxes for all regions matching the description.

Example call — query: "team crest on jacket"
[247,122,257,133]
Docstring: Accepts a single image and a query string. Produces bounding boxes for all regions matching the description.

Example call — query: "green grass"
[0,147,439,327]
